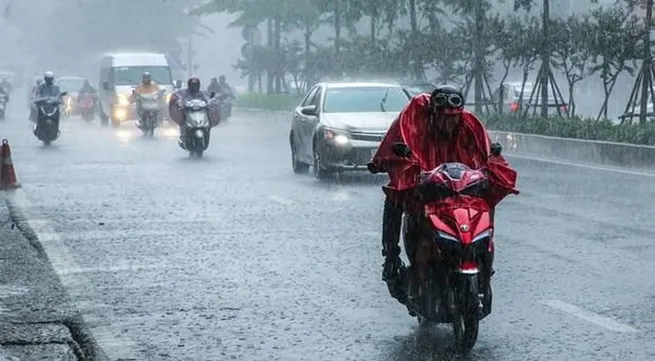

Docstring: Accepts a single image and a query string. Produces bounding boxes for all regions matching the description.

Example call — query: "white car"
[289,82,412,180]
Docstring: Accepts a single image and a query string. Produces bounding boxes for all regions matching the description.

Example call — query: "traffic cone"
[0,139,20,190]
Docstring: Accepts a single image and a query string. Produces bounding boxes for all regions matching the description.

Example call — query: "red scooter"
[78,94,95,122]
[387,142,517,352]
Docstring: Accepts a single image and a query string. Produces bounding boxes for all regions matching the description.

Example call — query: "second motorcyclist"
[170,77,213,143]
[31,71,62,124]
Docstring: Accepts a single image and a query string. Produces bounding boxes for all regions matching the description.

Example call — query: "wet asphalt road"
[1,104,654,361]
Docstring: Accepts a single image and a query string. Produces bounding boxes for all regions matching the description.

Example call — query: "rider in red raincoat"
[367,84,518,304]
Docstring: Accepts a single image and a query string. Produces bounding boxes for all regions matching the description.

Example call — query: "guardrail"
[235,107,655,170]
[489,131,655,170]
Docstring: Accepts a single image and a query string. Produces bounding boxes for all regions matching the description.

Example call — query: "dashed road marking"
[268,195,294,205]
[331,190,351,202]
[7,189,141,359]
[541,299,639,333]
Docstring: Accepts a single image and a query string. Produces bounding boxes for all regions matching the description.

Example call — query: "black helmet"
[188,77,200,93]
[430,84,464,115]
[142,72,151,84]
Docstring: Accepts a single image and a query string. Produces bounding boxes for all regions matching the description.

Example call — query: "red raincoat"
[370,94,518,209]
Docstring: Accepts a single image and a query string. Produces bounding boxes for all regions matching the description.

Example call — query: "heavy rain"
[0,0,654,360]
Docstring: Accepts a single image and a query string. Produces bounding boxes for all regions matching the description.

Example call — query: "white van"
[98,52,177,127]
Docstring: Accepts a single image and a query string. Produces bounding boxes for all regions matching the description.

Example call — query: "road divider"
[236,107,655,170]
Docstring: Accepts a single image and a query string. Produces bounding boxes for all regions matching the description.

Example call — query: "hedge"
[235,92,304,111]
[235,93,655,146]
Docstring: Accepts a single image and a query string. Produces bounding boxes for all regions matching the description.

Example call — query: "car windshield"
[111,66,172,86]
[57,78,85,92]
[322,86,409,113]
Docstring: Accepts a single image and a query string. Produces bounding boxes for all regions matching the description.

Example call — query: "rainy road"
[2,107,654,361]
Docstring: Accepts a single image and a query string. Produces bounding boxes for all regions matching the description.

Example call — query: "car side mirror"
[300,105,317,116]
[102,81,109,91]
[491,142,502,156]
[59,91,68,97]
[392,142,412,157]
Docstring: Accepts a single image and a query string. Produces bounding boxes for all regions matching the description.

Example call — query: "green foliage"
[483,114,655,145]
[235,92,655,146]
[235,92,304,110]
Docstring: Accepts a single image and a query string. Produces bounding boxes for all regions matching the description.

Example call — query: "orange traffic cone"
[0,139,20,190]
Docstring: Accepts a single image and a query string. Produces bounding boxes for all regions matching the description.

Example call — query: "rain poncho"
[168,88,221,127]
[133,82,160,95]
[35,83,62,98]
[370,93,518,209]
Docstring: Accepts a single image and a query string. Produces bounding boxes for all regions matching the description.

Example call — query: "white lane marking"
[331,191,351,202]
[507,153,655,177]
[541,299,639,333]
[268,195,294,205]
[7,189,140,358]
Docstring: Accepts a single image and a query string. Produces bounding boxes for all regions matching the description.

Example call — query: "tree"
[551,15,594,117]
[442,0,495,114]
[589,5,639,120]
[513,0,567,118]
[508,16,541,115]
[492,16,523,114]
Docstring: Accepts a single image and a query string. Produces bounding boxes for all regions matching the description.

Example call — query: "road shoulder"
[0,194,107,361]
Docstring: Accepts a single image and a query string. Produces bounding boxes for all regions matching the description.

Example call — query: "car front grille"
[349,131,385,142]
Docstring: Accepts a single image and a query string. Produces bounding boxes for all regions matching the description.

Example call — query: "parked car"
[289,82,412,180]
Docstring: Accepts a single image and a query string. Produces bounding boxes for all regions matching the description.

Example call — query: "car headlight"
[165,93,171,103]
[116,93,130,106]
[324,128,350,146]
[333,134,349,145]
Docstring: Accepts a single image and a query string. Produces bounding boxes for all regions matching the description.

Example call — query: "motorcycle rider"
[0,77,11,96]
[207,77,221,94]
[367,84,518,305]
[31,72,62,123]
[170,77,212,143]
[130,72,161,126]
[132,72,160,96]
[76,79,98,111]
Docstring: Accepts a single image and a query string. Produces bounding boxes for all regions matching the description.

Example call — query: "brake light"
[324,130,335,140]
[509,101,519,112]
[457,260,479,274]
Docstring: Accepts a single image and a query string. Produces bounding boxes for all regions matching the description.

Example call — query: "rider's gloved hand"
[367,162,381,174]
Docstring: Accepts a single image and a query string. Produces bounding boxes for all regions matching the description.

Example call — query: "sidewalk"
[0,194,106,361]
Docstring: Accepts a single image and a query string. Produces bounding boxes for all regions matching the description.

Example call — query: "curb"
[3,196,110,361]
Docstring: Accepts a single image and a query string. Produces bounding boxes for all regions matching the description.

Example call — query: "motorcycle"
[178,97,213,158]
[33,92,68,146]
[0,92,8,121]
[133,89,165,137]
[218,93,234,122]
[382,142,513,352]
[78,94,96,122]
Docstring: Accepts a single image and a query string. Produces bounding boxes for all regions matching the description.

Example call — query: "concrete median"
[489,131,655,170]
[0,195,108,361]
